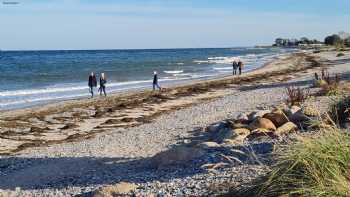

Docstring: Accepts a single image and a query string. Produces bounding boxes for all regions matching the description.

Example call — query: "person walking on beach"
[88,72,97,98]
[232,60,238,75]
[99,73,107,97]
[153,71,162,91]
[238,60,244,75]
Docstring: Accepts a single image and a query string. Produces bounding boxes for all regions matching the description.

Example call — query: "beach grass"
[330,96,350,128]
[225,126,350,197]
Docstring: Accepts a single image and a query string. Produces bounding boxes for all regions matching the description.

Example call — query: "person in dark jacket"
[232,60,238,75]
[88,72,97,98]
[99,73,107,97]
[238,60,244,75]
[153,71,161,91]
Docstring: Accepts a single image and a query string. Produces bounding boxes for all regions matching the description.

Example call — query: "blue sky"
[0,0,349,50]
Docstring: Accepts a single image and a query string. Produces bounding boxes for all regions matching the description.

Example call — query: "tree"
[324,34,342,45]
[300,37,310,44]
[345,37,350,47]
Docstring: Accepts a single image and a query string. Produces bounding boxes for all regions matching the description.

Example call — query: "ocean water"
[0,47,295,110]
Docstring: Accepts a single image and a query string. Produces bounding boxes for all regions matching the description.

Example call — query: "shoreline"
[0,52,292,116]
[0,48,293,112]
[0,51,319,155]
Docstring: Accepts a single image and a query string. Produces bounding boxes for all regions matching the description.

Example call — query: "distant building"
[275,38,290,47]
[275,38,298,47]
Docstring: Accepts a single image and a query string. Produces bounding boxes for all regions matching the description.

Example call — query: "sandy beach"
[0,50,350,196]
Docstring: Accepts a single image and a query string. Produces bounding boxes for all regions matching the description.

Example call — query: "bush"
[325,34,342,45]
[313,79,328,88]
[229,128,350,197]
[285,86,310,106]
[330,96,350,128]
[316,70,342,96]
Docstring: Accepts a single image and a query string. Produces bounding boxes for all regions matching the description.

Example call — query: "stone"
[235,113,249,122]
[249,117,277,131]
[284,106,301,118]
[197,142,221,150]
[302,105,319,117]
[248,110,271,121]
[93,182,137,197]
[246,129,278,141]
[227,120,251,130]
[215,127,235,143]
[223,128,250,145]
[150,146,205,168]
[276,122,298,135]
[289,111,309,124]
[206,121,228,133]
[263,113,289,128]
[234,128,251,136]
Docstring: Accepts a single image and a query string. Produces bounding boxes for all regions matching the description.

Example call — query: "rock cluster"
[147,105,321,172]
[204,104,328,146]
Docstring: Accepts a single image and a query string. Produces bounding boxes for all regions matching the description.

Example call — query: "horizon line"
[1,45,268,52]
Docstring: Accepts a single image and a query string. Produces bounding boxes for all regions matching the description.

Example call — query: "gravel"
[0,84,288,197]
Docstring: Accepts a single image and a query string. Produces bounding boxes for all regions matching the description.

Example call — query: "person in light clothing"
[99,73,107,96]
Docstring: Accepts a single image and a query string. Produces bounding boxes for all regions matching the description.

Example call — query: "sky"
[0,0,349,50]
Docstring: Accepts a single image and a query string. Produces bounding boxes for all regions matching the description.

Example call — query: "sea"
[0,47,296,110]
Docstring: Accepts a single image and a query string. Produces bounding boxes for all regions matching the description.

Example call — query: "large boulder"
[276,122,298,135]
[249,117,277,131]
[93,182,137,197]
[263,112,289,128]
[248,110,271,121]
[150,146,205,168]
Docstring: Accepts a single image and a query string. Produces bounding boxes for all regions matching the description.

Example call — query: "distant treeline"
[274,31,350,48]
[324,33,350,47]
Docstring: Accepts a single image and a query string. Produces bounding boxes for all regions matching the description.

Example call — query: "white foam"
[173,73,192,77]
[0,86,88,97]
[193,60,209,64]
[213,67,232,71]
[164,70,184,74]
[0,93,87,107]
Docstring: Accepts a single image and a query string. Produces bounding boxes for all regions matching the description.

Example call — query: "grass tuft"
[330,96,350,128]
[227,128,350,197]
[314,69,342,96]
